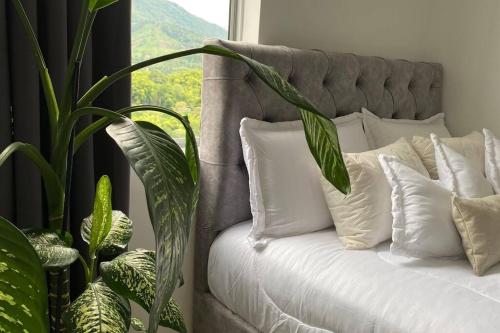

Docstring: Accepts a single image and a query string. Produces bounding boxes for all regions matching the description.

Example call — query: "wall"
[233,0,261,42]
[422,0,500,136]
[258,0,432,61]
[252,0,500,136]
[128,172,195,332]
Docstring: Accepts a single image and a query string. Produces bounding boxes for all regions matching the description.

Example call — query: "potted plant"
[0,0,350,332]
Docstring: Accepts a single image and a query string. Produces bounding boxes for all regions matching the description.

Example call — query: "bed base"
[193,291,258,333]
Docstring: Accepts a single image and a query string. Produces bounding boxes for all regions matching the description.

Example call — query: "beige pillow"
[452,194,500,276]
[412,131,484,179]
[320,138,429,249]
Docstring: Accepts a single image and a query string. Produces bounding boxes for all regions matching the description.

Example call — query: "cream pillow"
[320,138,429,249]
[412,131,484,179]
[484,128,500,194]
[452,194,500,275]
[432,134,493,198]
[362,108,451,148]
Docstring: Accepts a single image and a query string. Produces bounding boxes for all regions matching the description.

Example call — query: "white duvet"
[208,222,500,333]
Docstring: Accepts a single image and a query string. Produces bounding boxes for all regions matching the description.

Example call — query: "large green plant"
[0,0,350,332]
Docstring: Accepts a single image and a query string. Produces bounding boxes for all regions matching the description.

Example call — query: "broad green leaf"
[75,106,200,188]
[206,45,351,194]
[0,217,49,333]
[63,280,130,333]
[131,317,146,331]
[100,249,186,333]
[79,45,349,194]
[106,120,195,332]
[87,175,113,259]
[24,230,79,269]
[88,0,118,11]
[82,210,133,256]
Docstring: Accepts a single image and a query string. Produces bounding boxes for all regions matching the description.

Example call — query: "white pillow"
[432,134,493,198]
[362,108,451,148]
[240,113,368,248]
[378,155,463,258]
[484,128,500,194]
[320,138,429,250]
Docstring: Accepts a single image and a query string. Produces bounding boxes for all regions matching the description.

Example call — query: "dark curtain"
[0,0,131,297]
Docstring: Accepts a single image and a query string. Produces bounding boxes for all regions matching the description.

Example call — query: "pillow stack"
[447,129,500,275]
[411,132,484,179]
[379,125,500,275]
[240,113,369,248]
[239,107,500,275]
[320,138,428,249]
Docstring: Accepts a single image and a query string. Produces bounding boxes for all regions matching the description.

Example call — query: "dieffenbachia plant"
[0,0,350,332]
[62,175,186,333]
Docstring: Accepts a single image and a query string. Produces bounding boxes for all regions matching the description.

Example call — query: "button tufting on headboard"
[195,39,443,292]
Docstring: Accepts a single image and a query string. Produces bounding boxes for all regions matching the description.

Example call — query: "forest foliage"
[131,0,228,138]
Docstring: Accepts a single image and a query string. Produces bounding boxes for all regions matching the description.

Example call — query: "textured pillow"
[484,128,500,194]
[432,134,493,198]
[452,194,500,275]
[240,113,368,248]
[362,108,451,149]
[379,155,463,258]
[320,138,428,249]
[412,131,484,179]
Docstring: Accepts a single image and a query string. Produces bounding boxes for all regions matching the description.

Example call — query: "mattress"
[208,222,500,333]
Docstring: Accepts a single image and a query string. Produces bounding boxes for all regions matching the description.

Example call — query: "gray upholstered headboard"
[194,39,443,292]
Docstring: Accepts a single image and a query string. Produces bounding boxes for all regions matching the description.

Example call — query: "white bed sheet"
[208,222,500,333]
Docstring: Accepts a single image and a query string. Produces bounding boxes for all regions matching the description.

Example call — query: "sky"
[169,0,231,29]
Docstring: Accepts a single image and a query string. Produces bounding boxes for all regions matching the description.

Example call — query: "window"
[131,0,231,139]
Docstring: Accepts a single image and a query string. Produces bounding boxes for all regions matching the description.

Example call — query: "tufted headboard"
[194,39,443,292]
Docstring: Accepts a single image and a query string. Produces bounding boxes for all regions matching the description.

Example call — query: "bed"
[193,39,498,332]
[207,222,500,333]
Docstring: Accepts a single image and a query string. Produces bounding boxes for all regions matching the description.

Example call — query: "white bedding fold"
[208,222,500,333]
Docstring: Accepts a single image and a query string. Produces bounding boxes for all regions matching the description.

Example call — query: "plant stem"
[48,269,70,333]
[61,61,81,231]
[52,108,123,171]
[88,255,99,283]
[78,255,91,284]
[51,61,82,333]
[60,0,95,121]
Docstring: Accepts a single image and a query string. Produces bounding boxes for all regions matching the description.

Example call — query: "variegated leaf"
[81,210,133,256]
[24,230,79,269]
[131,317,146,331]
[63,280,130,333]
[107,120,195,333]
[202,45,351,194]
[0,217,49,332]
[100,249,186,333]
[86,175,113,259]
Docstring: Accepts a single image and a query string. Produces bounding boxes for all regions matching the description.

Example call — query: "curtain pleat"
[0,2,14,222]
[8,0,44,228]
[0,0,131,297]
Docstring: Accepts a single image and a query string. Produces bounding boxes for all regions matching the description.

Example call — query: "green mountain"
[132,0,228,70]
[131,0,228,136]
